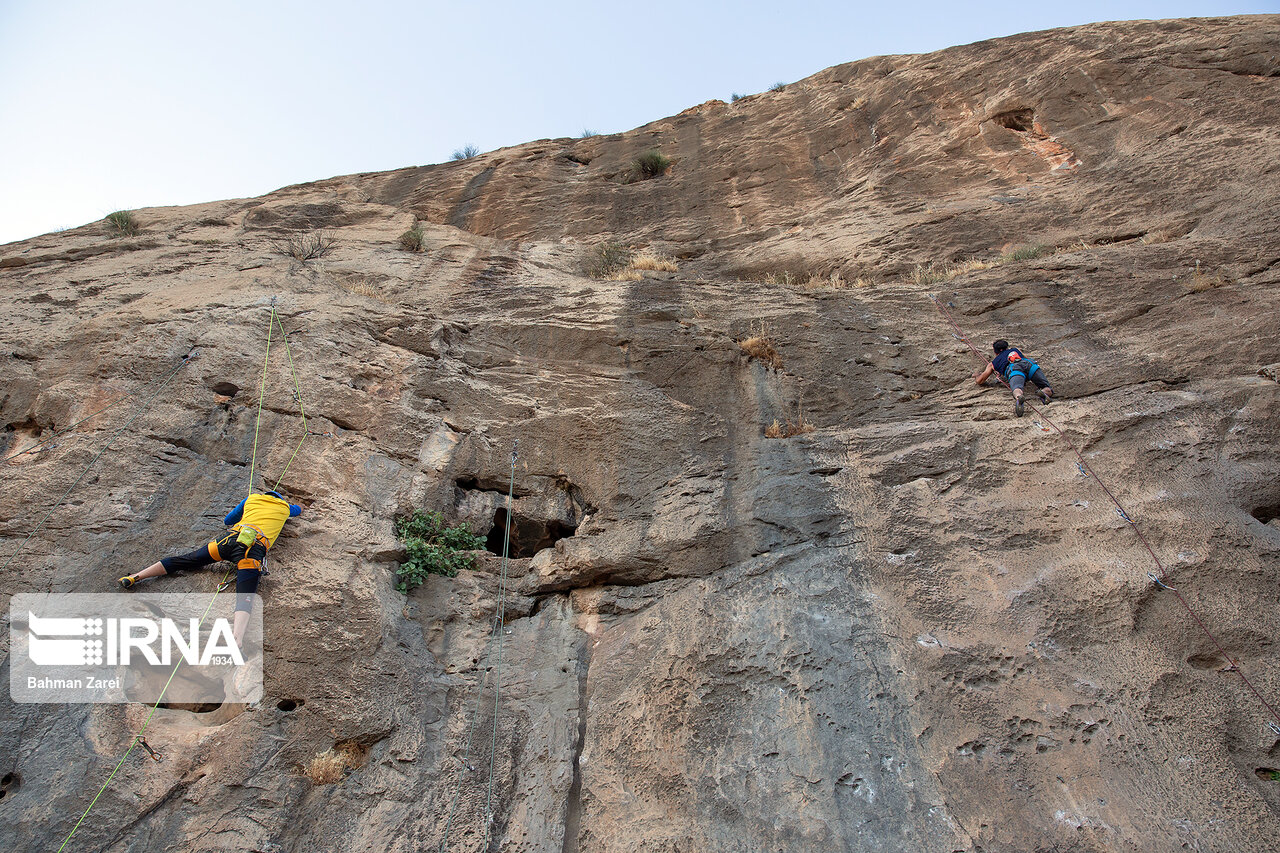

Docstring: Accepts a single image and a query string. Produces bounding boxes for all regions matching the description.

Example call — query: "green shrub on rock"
[394,511,485,591]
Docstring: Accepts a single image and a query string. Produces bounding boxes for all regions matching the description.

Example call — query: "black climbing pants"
[159,529,267,612]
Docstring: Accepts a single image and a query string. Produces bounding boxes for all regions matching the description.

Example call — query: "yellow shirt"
[236,494,296,547]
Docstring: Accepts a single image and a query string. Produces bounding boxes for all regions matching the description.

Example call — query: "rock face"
[3,14,1280,853]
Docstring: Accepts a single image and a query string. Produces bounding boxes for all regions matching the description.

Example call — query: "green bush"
[632,149,671,180]
[579,128,598,138]
[399,224,426,252]
[105,210,140,236]
[730,93,744,103]
[394,511,485,592]
[769,81,786,92]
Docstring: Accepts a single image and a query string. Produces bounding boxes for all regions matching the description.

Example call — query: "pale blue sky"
[0,1,1274,245]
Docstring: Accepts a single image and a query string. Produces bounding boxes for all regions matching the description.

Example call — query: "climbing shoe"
[118,575,137,589]
[1014,396,1025,417]
[1038,390,1051,405]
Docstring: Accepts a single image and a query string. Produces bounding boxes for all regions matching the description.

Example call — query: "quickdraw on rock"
[135,737,162,762]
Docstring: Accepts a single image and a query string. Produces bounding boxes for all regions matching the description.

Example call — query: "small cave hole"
[1255,767,1280,781]
[5,417,40,435]
[1186,652,1225,670]
[278,698,303,712]
[485,508,577,558]
[211,381,240,397]
[158,701,223,713]
[993,108,1035,133]
[0,773,12,786]
[1252,506,1280,525]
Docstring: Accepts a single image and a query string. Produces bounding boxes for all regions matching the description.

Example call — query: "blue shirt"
[992,348,1036,377]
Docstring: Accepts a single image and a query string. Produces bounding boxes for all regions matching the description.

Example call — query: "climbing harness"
[438,439,519,852]
[929,294,1280,732]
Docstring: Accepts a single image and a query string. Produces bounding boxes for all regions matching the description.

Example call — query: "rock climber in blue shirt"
[973,339,1054,417]
[118,490,302,643]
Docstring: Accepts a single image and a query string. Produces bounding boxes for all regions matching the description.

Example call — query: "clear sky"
[0,0,1273,245]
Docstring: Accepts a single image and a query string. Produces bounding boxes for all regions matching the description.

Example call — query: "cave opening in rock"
[993,108,1035,132]
[210,381,240,397]
[278,698,303,712]
[486,508,577,558]
[158,701,223,713]
[1252,505,1280,525]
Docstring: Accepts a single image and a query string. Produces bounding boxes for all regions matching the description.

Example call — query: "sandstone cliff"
[3,14,1280,853]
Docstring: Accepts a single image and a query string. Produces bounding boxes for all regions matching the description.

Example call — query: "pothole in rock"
[1252,505,1280,526]
[993,108,1036,133]
[1186,651,1227,670]
[277,697,304,712]
[0,771,19,800]
[210,381,240,397]
[158,701,224,713]
[486,508,577,558]
[1256,767,1280,781]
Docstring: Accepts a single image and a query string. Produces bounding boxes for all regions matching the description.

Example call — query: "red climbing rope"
[929,294,1280,728]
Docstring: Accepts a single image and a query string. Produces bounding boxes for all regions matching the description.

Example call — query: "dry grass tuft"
[1186,264,1228,292]
[334,273,392,303]
[607,268,643,281]
[764,408,815,439]
[303,742,366,785]
[738,330,783,370]
[1002,244,1051,262]
[629,250,678,272]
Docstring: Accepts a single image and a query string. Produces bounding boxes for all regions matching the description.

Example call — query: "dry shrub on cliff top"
[451,144,480,160]
[274,231,336,262]
[105,210,140,237]
[303,742,366,784]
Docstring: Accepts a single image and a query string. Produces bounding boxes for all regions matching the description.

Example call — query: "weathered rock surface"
[2,14,1280,853]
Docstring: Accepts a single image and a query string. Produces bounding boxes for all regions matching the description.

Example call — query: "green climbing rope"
[246,304,275,496]
[269,310,309,492]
